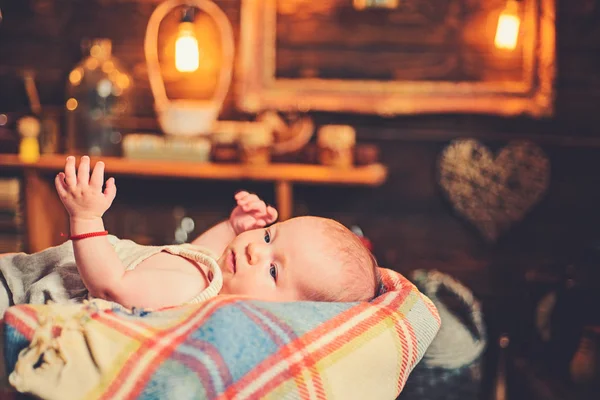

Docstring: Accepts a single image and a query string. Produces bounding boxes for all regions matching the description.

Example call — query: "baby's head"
[218,216,381,303]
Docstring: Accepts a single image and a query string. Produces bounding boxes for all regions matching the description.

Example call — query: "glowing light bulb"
[495,1,521,50]
[175,21,199,72]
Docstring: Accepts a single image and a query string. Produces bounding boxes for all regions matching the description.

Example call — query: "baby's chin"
[216,253,228,274]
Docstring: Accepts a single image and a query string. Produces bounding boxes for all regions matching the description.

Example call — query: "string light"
[495,0,521,50]
[175,7,200,72]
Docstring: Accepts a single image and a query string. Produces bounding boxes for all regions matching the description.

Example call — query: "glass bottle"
[66,39,132,156]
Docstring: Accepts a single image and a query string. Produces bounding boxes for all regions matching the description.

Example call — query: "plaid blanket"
[3,268,440,400]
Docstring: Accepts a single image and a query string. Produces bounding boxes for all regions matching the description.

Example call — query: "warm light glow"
[69,68,83,86]
[175,21,199,72]
[85,57,99,71]
[66,98,78,111]
[90,44,102,58]
[495,1,521,50]
[102,61,115,74]
[116,74,131,89]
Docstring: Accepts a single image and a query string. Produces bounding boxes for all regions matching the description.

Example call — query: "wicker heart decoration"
[438,139,550,242]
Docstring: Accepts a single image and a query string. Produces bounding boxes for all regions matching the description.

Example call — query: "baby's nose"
[246,242,269,265]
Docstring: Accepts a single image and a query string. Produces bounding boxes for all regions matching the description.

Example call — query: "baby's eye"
[269,264,277,281]
[264,229,271,244]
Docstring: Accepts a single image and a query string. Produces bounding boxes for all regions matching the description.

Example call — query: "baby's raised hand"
[54,156,116,221]
[229,191,278,235]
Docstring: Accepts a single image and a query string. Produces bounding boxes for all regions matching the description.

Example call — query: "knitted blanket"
[2,268,440,400]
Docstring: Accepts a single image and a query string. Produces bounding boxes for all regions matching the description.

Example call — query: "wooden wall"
[1,0,600,360]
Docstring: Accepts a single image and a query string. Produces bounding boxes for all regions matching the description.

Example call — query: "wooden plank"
[0,154,388,186]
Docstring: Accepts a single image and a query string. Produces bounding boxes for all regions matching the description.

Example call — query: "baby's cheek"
[239,279,271,297]
[221,277,248,295]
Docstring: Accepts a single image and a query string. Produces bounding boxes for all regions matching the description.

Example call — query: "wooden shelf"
[0,154,388,252]
[0,154,387,186]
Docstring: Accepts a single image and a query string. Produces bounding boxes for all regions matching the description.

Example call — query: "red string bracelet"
[68,231,109,241]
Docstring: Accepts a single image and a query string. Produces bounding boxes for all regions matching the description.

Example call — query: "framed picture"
[236,0,555,117]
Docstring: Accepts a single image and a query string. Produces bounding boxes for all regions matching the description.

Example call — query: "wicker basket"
[399,269,487,400]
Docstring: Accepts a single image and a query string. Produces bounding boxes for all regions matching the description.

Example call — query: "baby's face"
[217,216,342,301]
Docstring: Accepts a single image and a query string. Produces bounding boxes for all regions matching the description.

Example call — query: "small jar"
[165,136,211,162]
[210,122,239,163]
[17,116,41,163]
[239,124,273,165]
[317,125,356,168]
[122,133,164,160]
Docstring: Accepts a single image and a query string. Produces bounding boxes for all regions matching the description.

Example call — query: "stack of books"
[0,178,24,253]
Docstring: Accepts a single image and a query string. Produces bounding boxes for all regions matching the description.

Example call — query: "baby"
[0,156,380,313]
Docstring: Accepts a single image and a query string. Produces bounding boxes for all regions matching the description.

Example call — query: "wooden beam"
[0,155,388,186]
[275,181,293,221]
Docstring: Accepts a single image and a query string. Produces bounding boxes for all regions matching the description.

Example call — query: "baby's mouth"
[229,249,237,274]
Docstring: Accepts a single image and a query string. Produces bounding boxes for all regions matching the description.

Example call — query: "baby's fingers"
[104,177,117,203]
[54,172,68,199]
[238,194,261,209]
[266,205,278,223]
[90,161,105,190]
[64,156,77,188]
[77,155,91,185]
[242,199,266,214]
[234,191,250,202]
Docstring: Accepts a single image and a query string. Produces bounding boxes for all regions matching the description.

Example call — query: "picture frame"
[236,0,555,118]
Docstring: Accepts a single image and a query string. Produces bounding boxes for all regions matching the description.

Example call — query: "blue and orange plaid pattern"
[3,268,440,400]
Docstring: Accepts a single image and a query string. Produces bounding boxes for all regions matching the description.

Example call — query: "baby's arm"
[55,156,124,300]
[192,191,278,256]
[190,221,235,258]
